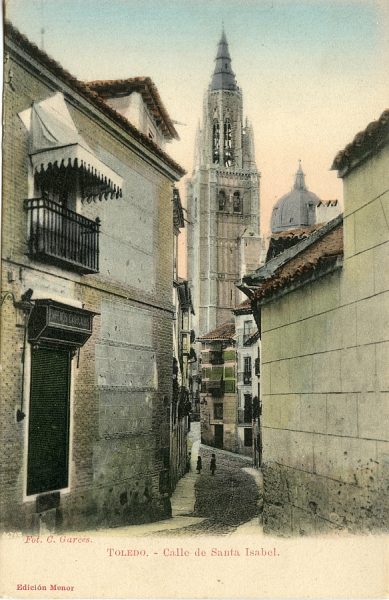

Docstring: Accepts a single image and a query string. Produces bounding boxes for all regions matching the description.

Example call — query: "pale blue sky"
[5,0,389,236]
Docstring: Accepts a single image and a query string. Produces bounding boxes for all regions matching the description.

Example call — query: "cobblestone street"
[153,422,263,537]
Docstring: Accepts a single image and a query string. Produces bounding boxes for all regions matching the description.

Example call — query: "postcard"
[1,0,388,598]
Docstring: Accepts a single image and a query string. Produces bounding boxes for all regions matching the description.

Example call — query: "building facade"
[233,302,260,458]
[242,109,389,534]
[0,23,185,532]
[171,192,196,490]
[187,30,260,337]
[198,322,237,452]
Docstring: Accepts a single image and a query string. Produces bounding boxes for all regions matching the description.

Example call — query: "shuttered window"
[27,347,71,495]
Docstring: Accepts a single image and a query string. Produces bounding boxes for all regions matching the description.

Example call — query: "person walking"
[210,453,216,476]
[196,455,202,474]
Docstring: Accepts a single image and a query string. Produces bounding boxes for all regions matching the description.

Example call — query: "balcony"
[24,197,100,274]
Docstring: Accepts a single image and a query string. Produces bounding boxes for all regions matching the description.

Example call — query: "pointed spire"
[210,29,237,91]
[294,160,307,190]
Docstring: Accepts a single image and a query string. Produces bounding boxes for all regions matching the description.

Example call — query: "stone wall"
[261,143,389,535]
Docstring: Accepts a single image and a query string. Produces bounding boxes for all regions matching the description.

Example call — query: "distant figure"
[186,452,191,473]
[210,453,216,476]
[196,456,202,474]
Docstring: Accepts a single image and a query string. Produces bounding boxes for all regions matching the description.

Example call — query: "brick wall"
[0,48,178,531]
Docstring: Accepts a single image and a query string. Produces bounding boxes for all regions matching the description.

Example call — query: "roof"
[266,225,322,261]
[5,22,185,179]
[210,29,237,92]
[332,108,389,176]
[243,215,343,304]
[271,162,321,233]
[233,298,252,315]
[87,78,179,141]
[198,321,235,342]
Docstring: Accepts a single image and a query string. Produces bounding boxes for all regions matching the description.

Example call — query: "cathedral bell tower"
[187,30,261,336]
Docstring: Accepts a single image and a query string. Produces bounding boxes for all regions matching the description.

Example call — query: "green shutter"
[224,380,235,393]
[209,366,223,380]
[27,347,71,495]
[223,366,235,379]
[223,350,236,361]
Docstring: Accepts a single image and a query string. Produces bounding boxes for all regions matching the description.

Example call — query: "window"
[244,428,253,447]
[213,120,220,164]
[233,191,241,213]
[244,393,253,422]
[224,119,233,166]
[243,320,253,343]
[214,403,223,420]
[22,93,122,275]
[255,357,260,376]
[243,356,252,384]
[218,190,226,211]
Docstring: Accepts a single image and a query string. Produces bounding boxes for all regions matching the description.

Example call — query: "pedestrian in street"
[186,452,191,473]
[210,453,216,476]
[196,455,202,474]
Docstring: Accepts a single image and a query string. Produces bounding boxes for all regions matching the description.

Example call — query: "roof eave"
[253,255,343,307]
[5,22,185,179]
[243,214,344,288]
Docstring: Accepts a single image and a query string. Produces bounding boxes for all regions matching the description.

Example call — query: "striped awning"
[20,92,123,201]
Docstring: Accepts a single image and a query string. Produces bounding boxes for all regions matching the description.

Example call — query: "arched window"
[233,191,241,213]
[224,119,233,166]
[218,190,226,211]
[212,120,220,164]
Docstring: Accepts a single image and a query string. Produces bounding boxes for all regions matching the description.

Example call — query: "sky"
[5,0,389,272]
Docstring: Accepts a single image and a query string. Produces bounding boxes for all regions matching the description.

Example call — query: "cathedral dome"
[271,162,321,233]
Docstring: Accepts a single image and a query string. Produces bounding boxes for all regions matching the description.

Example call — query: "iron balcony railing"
[24,197,100,274]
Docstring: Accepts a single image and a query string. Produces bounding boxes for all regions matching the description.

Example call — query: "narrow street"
[166,428,263,536]
[84,422,264,538]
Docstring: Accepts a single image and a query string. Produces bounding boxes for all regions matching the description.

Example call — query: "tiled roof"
[332,109,389,175]
[266,225,322,261]
[198,321,235,341]
[251,219,343,303]
[5,22,185,178]
[233,298,252,315]
[88,78,179,140]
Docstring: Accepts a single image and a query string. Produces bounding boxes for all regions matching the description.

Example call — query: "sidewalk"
[170,437,200,517]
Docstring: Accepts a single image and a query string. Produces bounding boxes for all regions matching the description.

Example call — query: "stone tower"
[187,30,260,336]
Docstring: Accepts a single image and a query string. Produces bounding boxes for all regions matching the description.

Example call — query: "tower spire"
[294,160,307,190]
[210,29,237,91]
